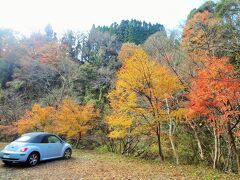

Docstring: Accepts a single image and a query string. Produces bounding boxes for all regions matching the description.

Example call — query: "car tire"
[2,161,12,166]
[27,152,39,166]
[63,148,72,159]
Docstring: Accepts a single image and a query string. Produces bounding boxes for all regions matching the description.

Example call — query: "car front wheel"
[27,152,39,166]
[63,148,72,159]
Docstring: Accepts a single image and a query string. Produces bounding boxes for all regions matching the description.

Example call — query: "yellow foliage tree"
[17,99,98,147]
[18,104,55,134]
[118,43,138,62]
[106,47,183,161]
[56,99,98,147]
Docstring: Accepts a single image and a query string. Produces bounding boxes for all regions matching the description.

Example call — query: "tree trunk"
[75,132,81,148]
[189,122,204,160]
[227,122,240,174]
[213,126,220,169]
[126,128,131,155]
[58,79,67,105]
[119,141,122,154]
[156,122,164,161]
[98,87,103,102]
[165,98,179,165]
[225,142,232,172]
[169,120,179,165]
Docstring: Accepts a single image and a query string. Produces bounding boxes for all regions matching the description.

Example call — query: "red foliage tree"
[187,56,240,171]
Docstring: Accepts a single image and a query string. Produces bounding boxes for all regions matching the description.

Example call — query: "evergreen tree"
[97,19,165,44]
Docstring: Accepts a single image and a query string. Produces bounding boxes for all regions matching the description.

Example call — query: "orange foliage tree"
[0,124,18,141]
[187,56,240,171]
[19,33,65,66]
[182,10,221,57]
[17,104,55,134]
[17,99,98,147]
[181,10,222,80]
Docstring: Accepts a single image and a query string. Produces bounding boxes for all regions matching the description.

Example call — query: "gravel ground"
[0,143,239,180]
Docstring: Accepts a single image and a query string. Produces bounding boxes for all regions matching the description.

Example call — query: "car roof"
[23,132,52,137]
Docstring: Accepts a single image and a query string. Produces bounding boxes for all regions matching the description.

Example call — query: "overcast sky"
[0,0,209,35]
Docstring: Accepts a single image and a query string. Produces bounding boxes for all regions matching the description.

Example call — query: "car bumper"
[0,150,28,162]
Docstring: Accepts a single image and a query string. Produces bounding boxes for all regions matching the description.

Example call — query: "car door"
[47,135,63,157]
[39,135,52,159]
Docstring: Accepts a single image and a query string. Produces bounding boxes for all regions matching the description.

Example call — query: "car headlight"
[19,147,28,152]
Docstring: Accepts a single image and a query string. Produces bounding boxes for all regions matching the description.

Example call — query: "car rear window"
[15,136,32,142]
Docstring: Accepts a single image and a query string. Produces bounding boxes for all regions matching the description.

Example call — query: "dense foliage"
[0,0,239,175]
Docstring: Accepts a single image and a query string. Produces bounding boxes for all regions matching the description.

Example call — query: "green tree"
[0,59,8,87]
[97,19,166,44]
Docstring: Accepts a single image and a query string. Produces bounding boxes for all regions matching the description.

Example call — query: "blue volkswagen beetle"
[0,132,72,166]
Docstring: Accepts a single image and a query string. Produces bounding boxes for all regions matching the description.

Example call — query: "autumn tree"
[184,1,240,73]
[13,33,81,106]
[0,28,120,143]
[187,0,216,20]
[187,56,240,172]
[17,99,98,147]
[56,99,98,147]
[182,10,221,58]
[17,104,55,134]
[0,124,17,141]
[107,47,182,162]
[182,1,240,171]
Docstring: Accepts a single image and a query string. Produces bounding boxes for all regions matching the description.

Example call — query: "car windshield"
[15,135,32,142]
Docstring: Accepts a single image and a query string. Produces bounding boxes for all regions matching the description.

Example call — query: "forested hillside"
[0,0,239,175]
[96,19,165,44]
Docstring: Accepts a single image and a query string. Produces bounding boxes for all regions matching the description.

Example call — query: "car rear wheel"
[27,152,39,166]
[2,161,12,166]
[63,148,72,159]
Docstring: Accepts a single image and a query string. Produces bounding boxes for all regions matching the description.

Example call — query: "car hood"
[4,142,28,152]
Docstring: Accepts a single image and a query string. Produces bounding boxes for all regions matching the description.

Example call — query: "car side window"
[41,136,49,143]
[48,135,61,143]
